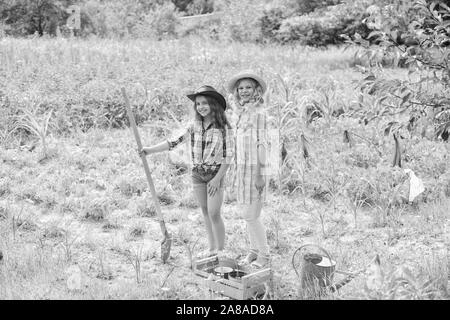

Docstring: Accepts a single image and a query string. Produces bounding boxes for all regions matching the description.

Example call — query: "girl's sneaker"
[239,249,258,265]
[251,254,270,269]
[196,250,217,260]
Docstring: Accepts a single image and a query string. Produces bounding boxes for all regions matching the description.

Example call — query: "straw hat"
[186,85,227,110]
[227,70,267,94]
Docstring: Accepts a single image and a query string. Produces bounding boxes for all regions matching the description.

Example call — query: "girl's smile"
[195,95,211,117]
[237,79,256,103]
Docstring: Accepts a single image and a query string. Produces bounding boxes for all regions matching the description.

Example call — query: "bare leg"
[242,200,269,255]
[193,184,216,252]
[207,186,225,251]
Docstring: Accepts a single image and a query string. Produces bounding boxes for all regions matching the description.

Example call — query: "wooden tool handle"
[121,88,169,237]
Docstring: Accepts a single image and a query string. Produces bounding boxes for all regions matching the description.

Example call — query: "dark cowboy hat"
[187,85,227,111]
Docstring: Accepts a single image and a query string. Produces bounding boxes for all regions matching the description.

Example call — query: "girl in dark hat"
[140,86,234,260]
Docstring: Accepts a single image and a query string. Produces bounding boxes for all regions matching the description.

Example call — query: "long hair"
[193,95,232,129]
[232,78,264,105]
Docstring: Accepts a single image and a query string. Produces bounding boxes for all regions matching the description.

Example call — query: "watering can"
[292,244,364,297]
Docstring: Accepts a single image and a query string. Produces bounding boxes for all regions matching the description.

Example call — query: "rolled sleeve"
[167,126,191,151]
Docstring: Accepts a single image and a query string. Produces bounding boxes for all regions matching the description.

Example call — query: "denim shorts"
[191,167,224,188]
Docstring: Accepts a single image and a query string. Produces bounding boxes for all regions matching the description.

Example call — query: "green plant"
[0,0,67,37]
[128,223,146,238]
[289,0,342,15]
[81,195,109,222]
[214,0,266,42]
[260,5,288,41]
[358,165,409,226]
[102,220,121,231]
[10,205,23,241]
[186,0,214,15]
[96,248,114,280]
[123,246,143,284]
[176,225,199,269]
[0,116,18,147]
[135,196,157,217]
[346,0,450,140]
[0,178,11,198]
[276,0,373,46]
[16,108,53,159]
[58,229,78,262]
[267,213,282,249]
[135,2,179,39]
[346,177,371,229]
[363,255,448,299]
[115,176,147,198]
[273,74,308,194]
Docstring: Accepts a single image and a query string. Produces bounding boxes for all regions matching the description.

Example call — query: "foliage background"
[1,0,447,44]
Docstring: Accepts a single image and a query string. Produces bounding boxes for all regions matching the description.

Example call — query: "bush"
[171,0,194,12]
[0,0,95,37]
[0,0,64,37]
[276,0,373,46]
[260,5,288,41]
[0,0,179,39]
[133,2,179,39]
[349,0,450,141]
[289,0,342,15]
[214,0,266,42]
[83,0,146,38]
[185,0,214,15]
[277,14,337,46]
[177,14,221,39]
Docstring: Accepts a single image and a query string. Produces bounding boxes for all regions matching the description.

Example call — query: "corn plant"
[307,89,341,127]
[351,165,409,227]
[123,246,143,284]
[16,108,53,158]
[324,160,350,215]
[176,225,199,270]
[97,248,113,280]
[58,229,78,262]
[274,73,310,194]
[346,178,370,229]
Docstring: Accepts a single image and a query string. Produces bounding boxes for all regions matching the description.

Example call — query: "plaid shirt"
[228,100,271,175]
[167,120,234,173]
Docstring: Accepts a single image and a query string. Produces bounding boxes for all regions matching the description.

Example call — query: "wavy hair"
[232,78,264,105]
[193,95,232,129]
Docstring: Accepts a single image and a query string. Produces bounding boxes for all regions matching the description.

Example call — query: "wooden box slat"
[193,256,272,300]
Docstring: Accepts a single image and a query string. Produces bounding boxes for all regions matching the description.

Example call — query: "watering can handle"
[292,243,335,278]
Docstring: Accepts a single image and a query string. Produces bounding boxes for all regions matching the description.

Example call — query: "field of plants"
[0,35,448,299]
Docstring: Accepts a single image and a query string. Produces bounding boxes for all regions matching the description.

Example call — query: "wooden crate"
[193,256,272,300]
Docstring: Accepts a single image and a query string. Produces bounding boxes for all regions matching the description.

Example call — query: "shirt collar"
[205,120,214,130]
[237,99,262,115]
[195,119,214,130]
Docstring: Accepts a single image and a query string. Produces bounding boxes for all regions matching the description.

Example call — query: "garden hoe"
[121,88,171,264]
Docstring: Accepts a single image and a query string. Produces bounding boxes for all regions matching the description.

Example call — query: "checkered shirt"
[167,120,234,172]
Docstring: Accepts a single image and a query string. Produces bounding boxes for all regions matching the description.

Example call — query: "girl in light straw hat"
[227,70,273,268]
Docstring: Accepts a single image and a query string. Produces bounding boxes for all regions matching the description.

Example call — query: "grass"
[0,36,448,300]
